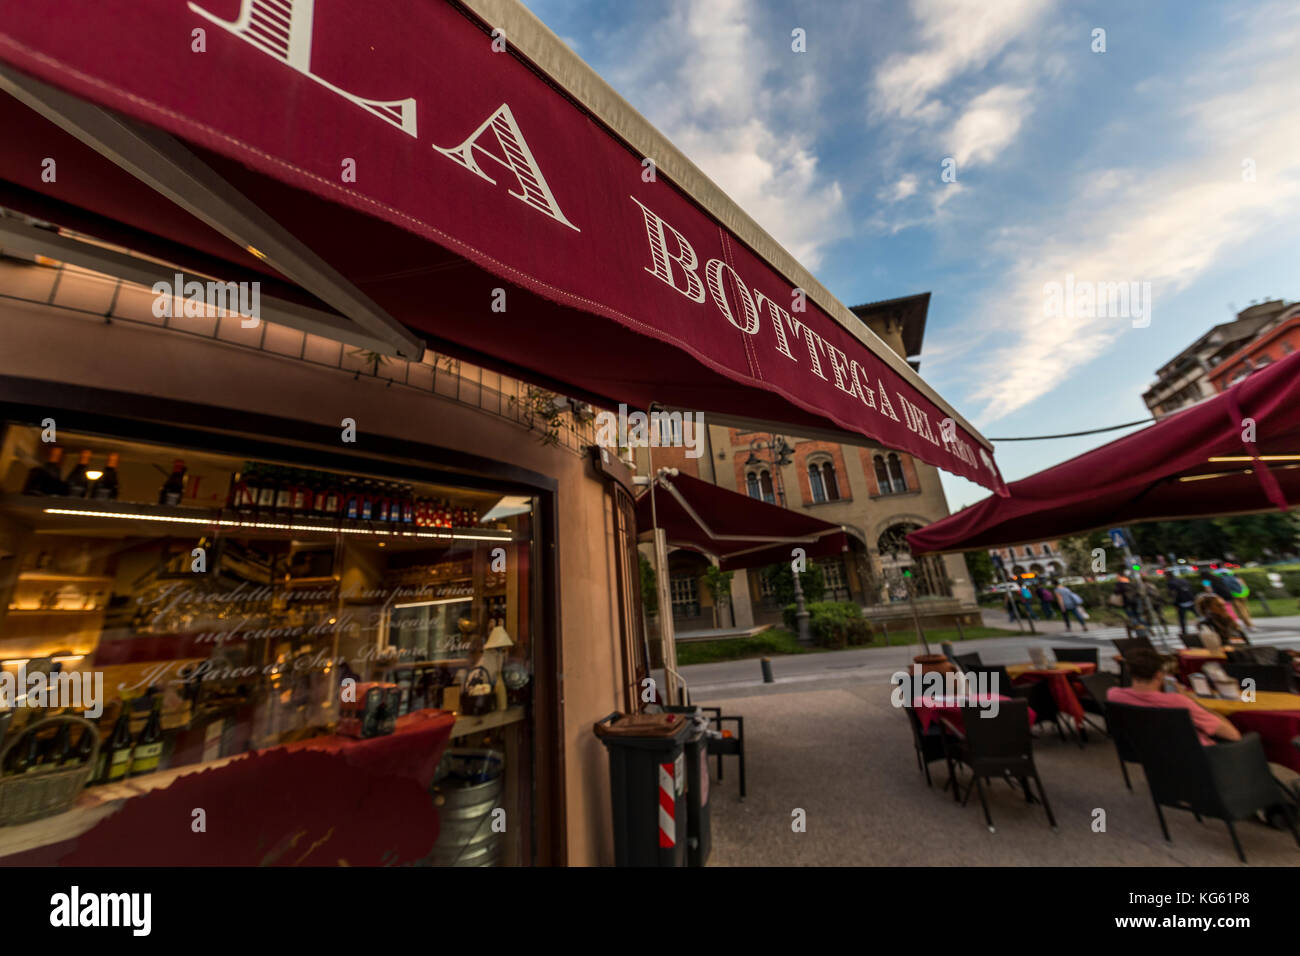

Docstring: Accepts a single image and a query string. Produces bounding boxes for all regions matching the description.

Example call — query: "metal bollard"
[760,657,774,683]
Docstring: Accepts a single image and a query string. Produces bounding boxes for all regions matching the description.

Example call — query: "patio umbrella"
[635,470,848,571]
[908,348,1300,555]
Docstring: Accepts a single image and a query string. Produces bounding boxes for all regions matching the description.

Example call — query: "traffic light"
[902,569,912,578]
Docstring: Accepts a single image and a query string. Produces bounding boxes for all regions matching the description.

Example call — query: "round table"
[1194,691,1300,773]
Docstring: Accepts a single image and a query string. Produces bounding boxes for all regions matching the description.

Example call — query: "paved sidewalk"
[699,680,1300,867]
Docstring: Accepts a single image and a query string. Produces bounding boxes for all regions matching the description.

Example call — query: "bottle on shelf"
[359,481,375,521]
[102,701,135,783]
[73,725,97,768]
[274,468,294,519]
[90,452,120,500]
[255,464,277,517]
[22,445,67,496]
[65,449,94,498]
[320,474,342,520]
[158,459,187,506]
[129,693,165,777]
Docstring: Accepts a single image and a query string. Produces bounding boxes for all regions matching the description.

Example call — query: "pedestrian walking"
[1019,583,1039,620]
[1219,571,1255,629]
[1037,583,1056,619]
[1166,574,1197,637]
[1055,583,1088,631]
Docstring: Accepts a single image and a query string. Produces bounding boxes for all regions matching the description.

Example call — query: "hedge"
[782,601,873,649]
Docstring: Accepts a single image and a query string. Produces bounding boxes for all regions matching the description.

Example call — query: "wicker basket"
[0,714,100,827]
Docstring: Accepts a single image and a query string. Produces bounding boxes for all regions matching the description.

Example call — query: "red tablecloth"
[1010,664,1096,729]
[1176,649,1228,681]
[0,709,457,866]
[1228,711,1300,774]
[914,696,1033,734]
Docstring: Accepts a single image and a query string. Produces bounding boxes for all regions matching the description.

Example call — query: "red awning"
[635,471,849,571]
[908,349,1300,555]
[0,0,1002,493]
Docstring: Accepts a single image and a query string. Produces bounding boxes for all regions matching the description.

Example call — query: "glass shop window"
[0,423,538,865]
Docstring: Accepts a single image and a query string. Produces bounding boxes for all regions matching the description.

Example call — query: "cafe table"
[1193,691,1300,774]
[1005,662,1096,729]
[1176,648,1228,679]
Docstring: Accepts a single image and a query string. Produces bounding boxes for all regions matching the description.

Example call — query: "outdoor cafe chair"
[1052,647,1099,667]
[972,665,1069,744]
[1106,702,1300,863]
[1077,673,1138,790]
[1180,628,1205,649]
[902,703,959,795]
[951,698,1057,833]
[1113,636,1156,659]
[952,652,983,672]
[1224,663,1295,694]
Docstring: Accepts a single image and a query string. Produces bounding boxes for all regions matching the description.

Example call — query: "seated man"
[1107,647,1241,745]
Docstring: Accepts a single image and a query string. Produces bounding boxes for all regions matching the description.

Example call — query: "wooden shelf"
[5,608,103,615]
[451,705,525,737]
[16,573,114,584]
[0,494,518,541]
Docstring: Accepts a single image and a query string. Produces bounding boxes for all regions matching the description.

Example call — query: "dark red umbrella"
[636,471,848,571]
[909,348,1300,554]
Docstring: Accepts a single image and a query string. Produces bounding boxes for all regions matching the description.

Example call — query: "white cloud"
[603,0,849,268]
[963,3,1300,421]
[946,85,1031,168]
[880,174,919,202]
[872,0,1055,121]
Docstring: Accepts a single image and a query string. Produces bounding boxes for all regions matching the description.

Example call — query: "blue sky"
[521,0,1300,510]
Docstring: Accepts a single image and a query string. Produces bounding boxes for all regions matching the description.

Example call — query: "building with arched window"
[633,293,979,634]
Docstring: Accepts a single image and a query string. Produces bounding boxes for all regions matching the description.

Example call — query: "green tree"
[962,549,995,590]
[700,565,734,628]
[761,560,826,606]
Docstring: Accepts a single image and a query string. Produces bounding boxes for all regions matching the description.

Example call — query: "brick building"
[636,293,978,633]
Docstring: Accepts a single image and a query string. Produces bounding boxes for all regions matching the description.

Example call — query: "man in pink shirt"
[1107,647,1241,745]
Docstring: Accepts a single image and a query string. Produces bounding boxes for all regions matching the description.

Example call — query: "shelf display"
[0,422,536,862]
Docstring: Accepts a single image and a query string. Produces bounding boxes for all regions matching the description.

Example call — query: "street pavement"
[675,615,1300,866]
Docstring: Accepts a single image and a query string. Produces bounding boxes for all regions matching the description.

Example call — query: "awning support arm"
[0,64,424,359]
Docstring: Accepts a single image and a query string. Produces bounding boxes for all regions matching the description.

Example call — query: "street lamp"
[745,435,811,644]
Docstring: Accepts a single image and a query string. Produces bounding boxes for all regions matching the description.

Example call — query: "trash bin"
[664,705,712,867]
[593,712,691,867]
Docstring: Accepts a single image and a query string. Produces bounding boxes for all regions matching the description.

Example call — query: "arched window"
[877,523,951,600]
[809,463,826,503]
[747,468,775,503]
[886,454,908,493]
[874,454,908,495]
[873,455,891,495]
[822,462,840,500]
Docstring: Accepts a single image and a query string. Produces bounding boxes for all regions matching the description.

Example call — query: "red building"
[1207,305,1300,392]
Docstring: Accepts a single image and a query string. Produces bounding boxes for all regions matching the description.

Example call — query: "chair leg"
[1118,755,1132,792]
[920,749,933,788]
[961,776,975,807]
[717,752,724,782]
[738,746,746,800]
[1033,773,1057,830]
[1193,811,1202,823]
[1225,820,1247,863]
[1152,798,1171,843]
[1019,776,1033,804]
[974,776,995,832]
[914,742,923,773]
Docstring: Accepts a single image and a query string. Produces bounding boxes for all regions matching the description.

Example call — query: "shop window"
[0,422,538,866]
[669,575,699,618]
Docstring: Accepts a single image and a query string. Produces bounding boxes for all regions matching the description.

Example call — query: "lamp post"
[744,435,811,645]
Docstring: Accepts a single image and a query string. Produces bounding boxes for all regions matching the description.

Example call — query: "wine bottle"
[129,695,164,776]
[91,452,120,500]
[20,727,47,774]
[104,704,135,782]
[158,459,186,506]
[256,465,278,516]
[65,449,93,497]
[22,445,66,496]
[73,725,96,768]
[50,721,74,767]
